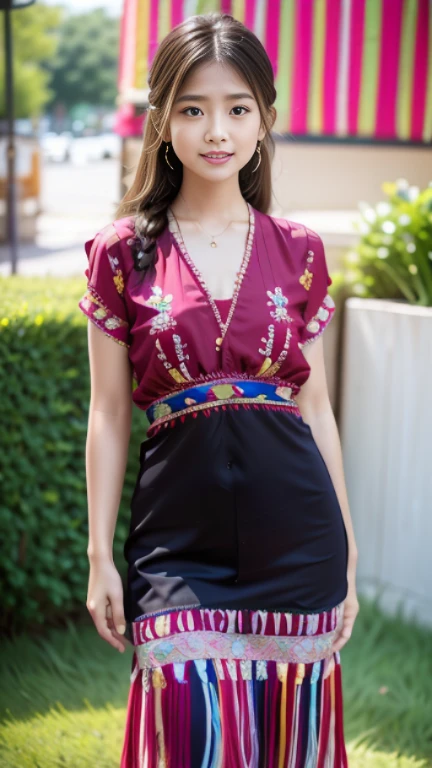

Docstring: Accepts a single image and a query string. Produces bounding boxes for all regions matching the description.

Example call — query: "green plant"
[340,180,432,306]
[0,275,148,635]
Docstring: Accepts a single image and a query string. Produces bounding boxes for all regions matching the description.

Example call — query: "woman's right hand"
[86,556,130,652]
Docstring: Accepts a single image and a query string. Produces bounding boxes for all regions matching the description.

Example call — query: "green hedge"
[0,275,148,635]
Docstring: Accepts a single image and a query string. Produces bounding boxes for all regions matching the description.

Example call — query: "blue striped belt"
[145,378,301,430]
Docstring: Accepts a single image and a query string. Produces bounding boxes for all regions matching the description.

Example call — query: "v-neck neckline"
[167,202,256,345]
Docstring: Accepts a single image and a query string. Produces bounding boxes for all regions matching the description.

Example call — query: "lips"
[201,153,233,157]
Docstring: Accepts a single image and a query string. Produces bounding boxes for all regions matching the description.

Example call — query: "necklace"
[167,202,255,353]
[177,190,233,248]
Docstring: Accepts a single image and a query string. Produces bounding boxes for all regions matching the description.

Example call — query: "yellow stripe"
[423,0,432,141]
[135,0,150,91]
[308,0,326,134]
[397,0,419,139]
[274,0,295,132]
[158,0,171,43]
[277,662,288,768]
[232,0,246,22]
[358,0,382,136]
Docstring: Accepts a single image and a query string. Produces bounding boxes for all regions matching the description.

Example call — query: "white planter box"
[339,297,432,628]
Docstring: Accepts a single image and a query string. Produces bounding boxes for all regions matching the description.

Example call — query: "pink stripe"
[221,0,232,13]
[348,0,366,134]
[323,0,342,135]
[411,0,430,140]
[244,0,257,29]
[148,0,160,68]
[375,0,404,138]
[291,0,314,133]
[265,0,282,78]
[118,0,138,91]
[171,0,183,28]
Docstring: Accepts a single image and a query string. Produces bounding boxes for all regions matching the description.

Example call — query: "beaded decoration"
[299,294,336,348]
[145,285,177,334]
[167,203,255,352]
[79,288,130,347]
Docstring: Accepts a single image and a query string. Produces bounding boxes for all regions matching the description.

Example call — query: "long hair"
[115,11,278,273]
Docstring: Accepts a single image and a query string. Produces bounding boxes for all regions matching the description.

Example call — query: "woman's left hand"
[323,583,359,679]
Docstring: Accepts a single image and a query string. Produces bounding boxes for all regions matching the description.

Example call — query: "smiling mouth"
[200,153,234,158]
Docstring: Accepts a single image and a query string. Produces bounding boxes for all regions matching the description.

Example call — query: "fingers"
[106,602,129,651]
[87,598,127,653]
[332,620,353,653]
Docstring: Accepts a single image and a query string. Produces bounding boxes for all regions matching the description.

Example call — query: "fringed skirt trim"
[120,603,348,768]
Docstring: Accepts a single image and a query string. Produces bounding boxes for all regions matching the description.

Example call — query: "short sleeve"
[298,227,336,347]
[78,224,131,347]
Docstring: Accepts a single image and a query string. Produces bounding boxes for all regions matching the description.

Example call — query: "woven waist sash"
[132,602,345,673]
[145,378,301,431]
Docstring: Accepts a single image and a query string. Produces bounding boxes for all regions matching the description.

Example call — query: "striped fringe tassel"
[120,651,348,767]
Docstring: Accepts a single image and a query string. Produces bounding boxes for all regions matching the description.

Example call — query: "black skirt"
[123,407,349,640]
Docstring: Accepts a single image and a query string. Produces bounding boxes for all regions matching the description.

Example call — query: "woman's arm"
[85,321,133,651]
[296,336,359,672]
[296,336,358,565]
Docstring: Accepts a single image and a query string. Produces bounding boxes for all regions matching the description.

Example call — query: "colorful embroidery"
[136,626,340,669]
[172,333,193,381]
[299,293,336,347]
[299,268,313,291]
[155,337,189,384]
[113,269,124,295]
[266,287,292,323]
[257,324,276,374]
[79,288,129,347]
[145,286,177,334]
[260,327,292,378]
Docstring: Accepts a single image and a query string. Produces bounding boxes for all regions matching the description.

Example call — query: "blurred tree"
[45,8,120,110]
[0,3,63,118]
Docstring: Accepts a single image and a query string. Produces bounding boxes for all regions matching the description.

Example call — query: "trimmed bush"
[0,275,148,634]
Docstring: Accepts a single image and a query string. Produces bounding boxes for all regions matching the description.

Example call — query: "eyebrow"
[174,92,255,104]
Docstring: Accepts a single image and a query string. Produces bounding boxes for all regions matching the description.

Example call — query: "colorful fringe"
[120,604,348,767]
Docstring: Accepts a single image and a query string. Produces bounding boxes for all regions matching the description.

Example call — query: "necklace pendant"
[211,240,217,248]
[216,336,223,351]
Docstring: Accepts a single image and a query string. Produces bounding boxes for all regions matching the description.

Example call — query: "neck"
[171,176,249,224]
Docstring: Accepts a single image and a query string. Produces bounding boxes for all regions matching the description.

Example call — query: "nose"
[205,115,229,144]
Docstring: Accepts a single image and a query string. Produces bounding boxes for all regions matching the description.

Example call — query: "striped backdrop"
[118,0,432,143]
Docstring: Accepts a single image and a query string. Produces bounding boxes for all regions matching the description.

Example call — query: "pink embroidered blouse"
[78,204,335,422]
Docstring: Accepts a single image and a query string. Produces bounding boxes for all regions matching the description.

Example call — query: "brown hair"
[115,11,278,272]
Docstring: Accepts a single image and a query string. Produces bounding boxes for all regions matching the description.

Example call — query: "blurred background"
[1,2,431,766]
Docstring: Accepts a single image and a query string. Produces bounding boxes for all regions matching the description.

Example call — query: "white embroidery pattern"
[266,287,293,323]
[145,286,177,334]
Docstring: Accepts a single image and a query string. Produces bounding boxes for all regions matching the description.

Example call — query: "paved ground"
[0,157,361,278]
[0,158,122,278]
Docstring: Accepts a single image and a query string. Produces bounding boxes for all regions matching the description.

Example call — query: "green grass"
[0,596,431,767]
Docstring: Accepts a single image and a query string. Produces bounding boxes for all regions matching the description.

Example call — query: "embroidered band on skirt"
[120,602,348,767]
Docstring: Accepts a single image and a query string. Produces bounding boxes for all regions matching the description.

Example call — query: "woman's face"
[167,61,268,181]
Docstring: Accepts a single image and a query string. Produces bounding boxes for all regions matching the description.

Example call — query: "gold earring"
[252,141,262,173]
[165,142,175,170]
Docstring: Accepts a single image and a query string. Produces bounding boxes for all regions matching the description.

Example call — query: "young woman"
[80,12,359,767]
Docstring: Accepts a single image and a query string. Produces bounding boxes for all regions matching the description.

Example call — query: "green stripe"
[397,0,419,140]
[423,0,432,140]
[274,0,295,132]
[358,0,383,135]
[158,0,171,42]
[308,0,326,134]
[232,0,246,20]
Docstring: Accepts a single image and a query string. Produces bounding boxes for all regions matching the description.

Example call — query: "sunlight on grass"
[0,597,431,767]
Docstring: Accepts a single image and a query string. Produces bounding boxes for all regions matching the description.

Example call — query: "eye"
[181,106,250,117]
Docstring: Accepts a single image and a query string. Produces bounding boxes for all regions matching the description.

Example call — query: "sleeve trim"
[78,287,130,347]
[298,292,336,347]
